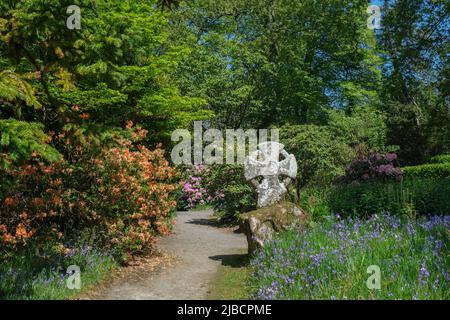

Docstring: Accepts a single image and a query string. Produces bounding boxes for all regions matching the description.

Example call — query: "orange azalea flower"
[2,233,14,243]
[157,224,170,235]
[79,113,90,119]
[32,197,45,207]
[138,219,150,228]
[36,212,47,219]
[130,213,143,219]
[42,167,53,174]
[3,197,15,206]
[125,120,133,129]
[15,223,30,239]
[23,165,37,176]
[52,196,62,206]
[64,168,74,175]
[56,243,71,255]
[20,211,28,220]
[49,210,58,217]
[0,224,7,233]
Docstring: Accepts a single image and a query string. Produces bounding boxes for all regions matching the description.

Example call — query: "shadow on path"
[209,254,249,268]
[186,218,217,227]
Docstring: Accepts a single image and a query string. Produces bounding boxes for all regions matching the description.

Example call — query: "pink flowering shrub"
[178,164,257,222]
[178,165,212,210]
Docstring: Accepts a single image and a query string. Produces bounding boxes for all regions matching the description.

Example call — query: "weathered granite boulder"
[239,201,309,255]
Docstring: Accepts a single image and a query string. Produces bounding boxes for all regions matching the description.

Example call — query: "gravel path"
[94,209,247,300]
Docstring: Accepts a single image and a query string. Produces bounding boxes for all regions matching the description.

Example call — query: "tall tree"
[170,0,382,128]
[0,0,210,144]
[379,0,450,164]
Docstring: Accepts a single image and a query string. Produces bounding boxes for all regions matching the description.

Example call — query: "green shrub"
[402,163,450,179]
[0,119,62,169]
[328,107,389,153]
[204,164,256,223]
[297,187,331,221]
[406,178,450,215]
[428,154,450,164]
[280,124,354,191]
[328,178,450,216]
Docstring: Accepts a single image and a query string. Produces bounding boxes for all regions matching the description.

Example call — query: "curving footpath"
[94,209,247,300]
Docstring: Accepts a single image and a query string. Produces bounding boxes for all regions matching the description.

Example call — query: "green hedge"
[429,154,450,164]
[327,178,450,216]
[402,163,450,179]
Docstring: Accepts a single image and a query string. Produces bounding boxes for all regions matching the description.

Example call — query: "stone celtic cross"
[244,142,297,208]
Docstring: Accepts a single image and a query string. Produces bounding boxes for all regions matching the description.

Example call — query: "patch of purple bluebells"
[250,213,450,300]
[0,243,115,299]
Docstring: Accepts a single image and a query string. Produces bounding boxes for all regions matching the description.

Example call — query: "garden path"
[90,209,247,300]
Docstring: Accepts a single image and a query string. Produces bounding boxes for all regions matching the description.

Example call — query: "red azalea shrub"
[343,152,403,185]
[0,124,179,259]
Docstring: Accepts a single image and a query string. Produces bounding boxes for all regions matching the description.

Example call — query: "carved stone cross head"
[244,142,297,208]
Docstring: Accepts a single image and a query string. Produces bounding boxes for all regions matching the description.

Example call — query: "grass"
[0,240,118,300]
[249,214,450,300]
[208,250,251,300]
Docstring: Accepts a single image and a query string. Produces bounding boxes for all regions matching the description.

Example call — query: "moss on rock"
[239,202,309,254]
